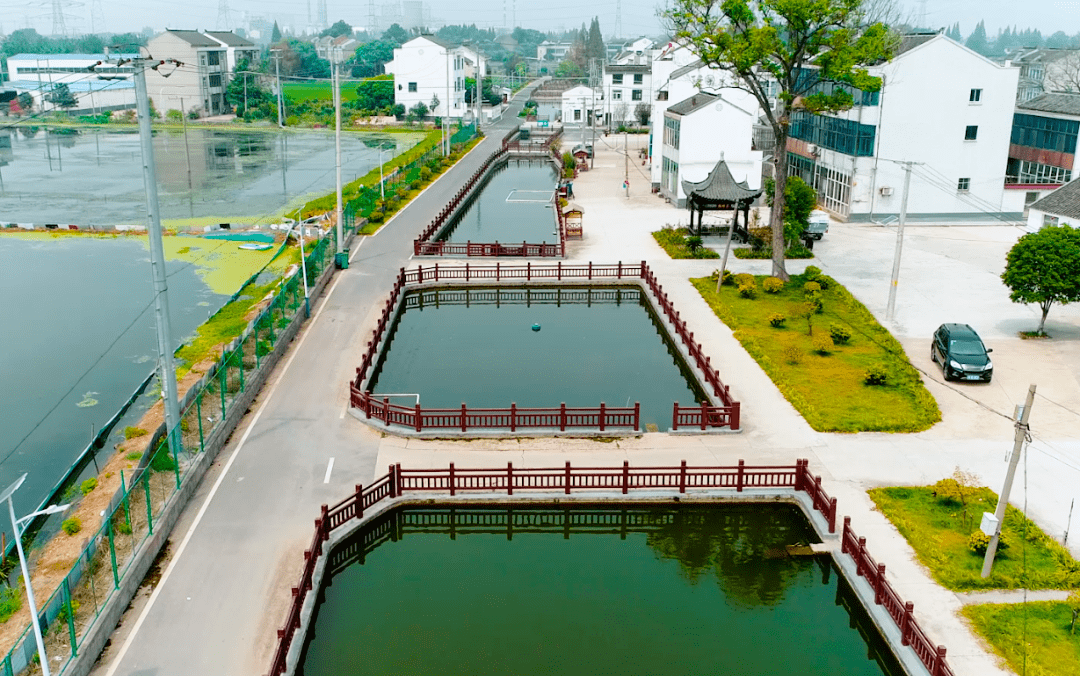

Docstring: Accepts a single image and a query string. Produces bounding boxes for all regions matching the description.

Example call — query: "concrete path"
[956,589,1074,605]
[92,114,1080,676]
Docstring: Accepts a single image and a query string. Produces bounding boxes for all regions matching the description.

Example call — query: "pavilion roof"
[682,159,762,205]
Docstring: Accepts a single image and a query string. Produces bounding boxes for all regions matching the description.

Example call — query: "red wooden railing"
[413,131,564,258]
[266,459,844,676]
[841,517,955,676]
[348,262,740,432]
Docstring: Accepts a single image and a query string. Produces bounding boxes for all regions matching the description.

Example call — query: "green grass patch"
[282,81,359,103]
[0,586,20,623]
[869,485,1080,590]
[963,601,1080,675]
[690,272,939,432]
[174,278,280,370]
[652,227,720,259]
[123,426,147,439]
[733,245,814,259]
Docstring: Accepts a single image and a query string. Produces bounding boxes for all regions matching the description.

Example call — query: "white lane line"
[102,253,349,676]
[323,457,335,484]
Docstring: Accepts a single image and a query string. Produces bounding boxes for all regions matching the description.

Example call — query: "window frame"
[631,89,642,101]
[964,125,978,141]
[612,73,623,85]
[957,177,971,192]
[969,88,982,103]
[408,82,417,92]
[633,73,643,85]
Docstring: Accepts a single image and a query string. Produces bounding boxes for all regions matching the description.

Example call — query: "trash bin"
[335,251,349,269]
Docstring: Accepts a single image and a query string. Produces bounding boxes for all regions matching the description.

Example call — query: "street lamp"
[1,474,69,676]
[378,145,391,201]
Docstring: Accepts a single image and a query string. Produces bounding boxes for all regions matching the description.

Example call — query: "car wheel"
[930,346,937,363]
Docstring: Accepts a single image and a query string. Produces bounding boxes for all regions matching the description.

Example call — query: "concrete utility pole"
[982,384,1037,577]
[271,49,284,127]
[132,57,183,457]
[885,161,914,322]
[332,47,343,255]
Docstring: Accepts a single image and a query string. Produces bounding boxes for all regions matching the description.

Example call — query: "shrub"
[815,275,832,291]
[686,235,703,252]
[864,364,890,386]
[410,179,422,190]
[829,324,852,345]
[0,586,20,623]
[812,334,833,355]
[123,426,147,439]
[803,281,822,295]
[733,273,755,288]
[367,211,385,223]
[762,277,784,293]
[804,265,822,280]
[150,445,177,472]
[420,167,433,181]
[768,313,786,328]
[968,530,991,555]
[62,518,82,536]
[80,478,97,496]
[782,345,803,365]
[738,283,757,299]
[722,270,735,286]
[56,599,80,625]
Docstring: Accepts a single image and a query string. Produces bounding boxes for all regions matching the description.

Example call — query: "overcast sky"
[3,0,1078,42]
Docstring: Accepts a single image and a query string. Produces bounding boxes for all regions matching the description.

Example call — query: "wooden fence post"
[874,563,886,604]
[510,402,517,433]
[633,402,640,432]
[672,402,679,431]
[560,403,567,431]
[679,460,687,494]
[396,464,402,494]
[900,603,914,646]
[794,459,805,492]
[388,465,397,498]
[415,402,422,432]
[507,462,513,496]
[461,403,467,432]
[599,402,606,432]
[857,537,867,577]
[700,401,708,431]
[828,498,838,533]
[449,462,456,496]
[622,461,630,495]
[355,484,364,519]
[737,459,745,492]
[932,646,947,676]
[841,517,852,554]
[814,475,824,511]
[320,505,330,540]
[565,461,571,495]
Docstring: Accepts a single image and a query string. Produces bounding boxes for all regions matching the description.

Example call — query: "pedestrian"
[567,181,574,198]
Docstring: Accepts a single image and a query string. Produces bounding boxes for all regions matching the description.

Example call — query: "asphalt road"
[91,89,536,676]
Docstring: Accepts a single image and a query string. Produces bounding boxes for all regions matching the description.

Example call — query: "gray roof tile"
[1018,93,1080,117]
[1029,179,1080,220]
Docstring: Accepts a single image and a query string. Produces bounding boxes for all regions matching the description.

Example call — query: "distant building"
[314,35,361,63]
[1024,176,1080,231]
[145,30,232,117]
[1012,48,1080,103]
[385,35,472,119]
[601,63,651,127]
[560,84,602,126]
[4,53,138,114]
[786,32,1020,222]
[204,31,259,71]
[658,91,763,207]
[536,41,573,62]
[1004,92,1080,216]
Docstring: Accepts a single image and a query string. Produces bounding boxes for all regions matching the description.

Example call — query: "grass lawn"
[283,81,358,103]
[869,485,1080,591]
[963,602,1080,675]
[690,272,939,432]
[652,227,719,259]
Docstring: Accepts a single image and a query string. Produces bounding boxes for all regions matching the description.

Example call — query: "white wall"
[561,85,601,126]
[386,37,467,118]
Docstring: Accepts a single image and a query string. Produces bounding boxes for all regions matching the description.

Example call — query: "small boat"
[238,242,274,251]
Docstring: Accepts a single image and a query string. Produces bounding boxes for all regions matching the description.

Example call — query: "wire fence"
[0,224,346,676]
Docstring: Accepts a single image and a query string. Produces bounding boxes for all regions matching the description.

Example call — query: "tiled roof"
[682,159,762,204]
[666,91,717,116]
[1018,93,1080,117]
[163,30,222,47]
[205,31,255,47]
[8,53,137,61]
[668,59,704,80]
[1029,179,1080,220]
[895,32,939,57]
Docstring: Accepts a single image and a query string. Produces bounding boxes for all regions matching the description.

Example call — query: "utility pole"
[624,129,629,198]
[179,95,192,193]
[982,384,1037,577]
[885,161,914,322]
[271,49,284,127]
[132,56,183,458]
[332,47,343,255]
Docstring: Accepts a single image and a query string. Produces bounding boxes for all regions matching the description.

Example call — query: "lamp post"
[1,474,69,676]
[378,146,388,201]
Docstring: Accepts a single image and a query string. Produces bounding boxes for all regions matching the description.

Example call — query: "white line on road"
[323,457,335,484]
[102,248,351,676]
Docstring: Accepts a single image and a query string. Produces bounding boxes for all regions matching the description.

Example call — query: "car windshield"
[950,340,985,356]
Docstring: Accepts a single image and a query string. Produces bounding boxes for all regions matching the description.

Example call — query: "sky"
[1,0,1078,42]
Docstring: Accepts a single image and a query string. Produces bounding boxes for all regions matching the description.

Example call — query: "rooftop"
[204,31,256,47]
[8,53,138,62]
[667,92,718,117]
[1029,179,1080,220]
[1018,93,1080,117]
[160,30,224,48]
[682,158,762,205]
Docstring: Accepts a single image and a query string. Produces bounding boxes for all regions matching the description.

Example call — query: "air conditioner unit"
[879,186,894,197]
[807,144,819,156]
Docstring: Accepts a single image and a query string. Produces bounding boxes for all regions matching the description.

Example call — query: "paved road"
[92,89,537,676]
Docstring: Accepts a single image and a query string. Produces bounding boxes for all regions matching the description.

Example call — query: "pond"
[0,127,424,226]
[439,160,560,244]
[367,286,708,430]
[299,504,904,676]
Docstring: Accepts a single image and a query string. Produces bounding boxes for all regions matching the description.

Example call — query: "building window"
[408,82,417,92]
[1011,112,1080,153]
[969,88,982,102]
[207,51,220,66]
[663,116,680,149]
[657,91,668,101]
[957,177,971,191]
[632,89,642,101]
[612,89,622,100]
[789,111,877,157]
[633,73,643,85]
[208,74,222,88]
[1006,158,1072,184]
[612,74,623,84]
[1043,214,1059,227]
[965,125,978,140]
[661,156,680,194]
[573,108,581,122]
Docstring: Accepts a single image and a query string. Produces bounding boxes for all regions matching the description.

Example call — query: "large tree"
[350,40,395,77]
[586,17,605,61]
[1047,51,1080,93]
[321,20,352,38]
[382,23,409,47]
[1001,224,1080,334]
[46,82,78,110]
[965,20,990,56]
[665,0,894,279]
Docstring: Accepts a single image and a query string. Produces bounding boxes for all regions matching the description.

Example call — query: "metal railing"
[266,459,839,676]
[348,262,740,433]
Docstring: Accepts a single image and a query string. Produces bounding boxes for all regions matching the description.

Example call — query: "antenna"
[215,0,231,29]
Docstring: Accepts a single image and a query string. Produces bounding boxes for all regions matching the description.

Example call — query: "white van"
[806,210,830,240]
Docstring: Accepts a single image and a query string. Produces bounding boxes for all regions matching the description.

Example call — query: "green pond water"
[367,287,708,429]
[440,160,559,244]
[299,504,904,676]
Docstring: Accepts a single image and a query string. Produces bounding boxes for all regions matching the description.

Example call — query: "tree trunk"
[1039,301,1051,334]
[771,123,791,281]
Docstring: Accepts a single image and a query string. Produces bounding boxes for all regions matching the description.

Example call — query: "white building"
[602,63,651,127]
[786,32,1021,222]
[385,35,471,119]
[1001,93,1080,216]
[145,30,233,117]
[560,85,602,126]
[658,91,763,207]
[4,53,138,114]
[1025,178,1080,231]
[537,41,572,62]
[1013,48,1080,103]
[314,35,360,63]
[203,31,259,71]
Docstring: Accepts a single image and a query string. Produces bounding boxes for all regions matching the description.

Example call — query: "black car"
[931,323,993,382]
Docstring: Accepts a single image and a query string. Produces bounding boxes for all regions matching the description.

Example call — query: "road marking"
[323,457,335,484]
[102,253,349,676]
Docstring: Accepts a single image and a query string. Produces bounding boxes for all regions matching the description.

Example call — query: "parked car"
[931,323,993,382]
[806,210,830,240]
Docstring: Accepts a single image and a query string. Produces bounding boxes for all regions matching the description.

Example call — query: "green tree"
[280,39,330,78]
[225,59,272,115]
[586,17,605,61]
[353,76,394,111]
[946,23,962,41]
[665,0,894,280]
[350,40,395,77]
[1001,224,1080,334]
[46,82,78,110]
[271,21,282,43]
[408,101,428,124]
[765,175,817,245]
[321,20,352,38]
[634,102,650,126]
[382,23,409,46]
[966,20,990,55]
